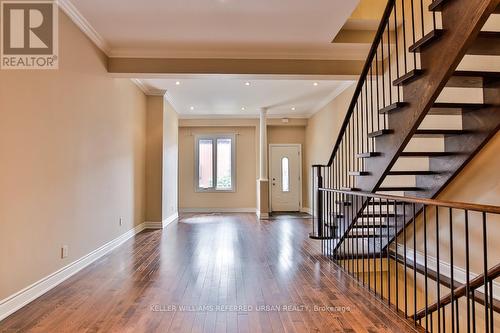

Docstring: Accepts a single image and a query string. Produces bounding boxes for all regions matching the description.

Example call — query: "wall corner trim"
[0,223,147,321]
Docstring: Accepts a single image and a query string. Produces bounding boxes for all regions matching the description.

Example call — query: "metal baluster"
[410,0,417,70]
[380,33,386,117]
[450,208,455,333]
[489,279,494,333]
[387,199,391,305]
[419,0,425,39]
[403,202,408,318]
[373,198,377,294]
[483,212,489,333]
[424,205,429,331]
[386,19,392,123]
[375,51,381,132]
[436,206,441,333]
[413,203,418,327]
[380,198,384,299]
[395,201,399,311]
[465,210,471,333]
[394,0,401,103]
[401,0,408,74]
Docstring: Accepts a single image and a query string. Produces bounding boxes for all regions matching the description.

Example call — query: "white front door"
[269,145,301,212]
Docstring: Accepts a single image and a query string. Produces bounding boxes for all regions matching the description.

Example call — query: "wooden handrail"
[318,188,500,214]
[413,263,500,320]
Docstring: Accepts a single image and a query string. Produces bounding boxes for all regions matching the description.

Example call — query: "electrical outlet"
[61,245,68,259]
[119,217,123,226]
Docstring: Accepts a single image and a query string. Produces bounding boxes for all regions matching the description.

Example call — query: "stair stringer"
[332,0,499,256]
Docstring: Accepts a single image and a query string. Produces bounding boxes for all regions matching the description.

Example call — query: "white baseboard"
[144,212,178,229]
[395,244,500,300]
[301,207,312,215]
[180,207,256,213]
[0,223,147,322]
[144,221,163,229]
[162,212,179,227]
[256,211,269,219]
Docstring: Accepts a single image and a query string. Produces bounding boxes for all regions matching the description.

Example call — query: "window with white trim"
[195,134,236,192]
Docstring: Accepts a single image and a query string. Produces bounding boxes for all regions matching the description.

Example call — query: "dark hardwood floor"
[0,213,418,332]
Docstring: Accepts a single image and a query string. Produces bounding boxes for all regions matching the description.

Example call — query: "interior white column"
[259,107,268,180]
[256,107,269,219]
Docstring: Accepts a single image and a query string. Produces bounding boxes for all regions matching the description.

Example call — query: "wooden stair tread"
[400,151,456,157]
[447,71,500,88]
[356,152,381,158]
[468,31,500,56]
[348,171,370,176]
[358,213,398,218]
[432,102,488,109]
[377,186,423,191]
[430,0,499,14]
[393,69,424,86]
[379,102,408,114]
[345,234,383,239]
[368,129,393,138]
[409,29,444,52]
[414,129,469,137]
[340,187,361,191]
[388,170,438,175]
[428,0,450,12]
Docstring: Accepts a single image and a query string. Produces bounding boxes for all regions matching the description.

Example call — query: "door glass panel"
[198,139,213,189]
[281,157,289,192]
[216,138,232,190]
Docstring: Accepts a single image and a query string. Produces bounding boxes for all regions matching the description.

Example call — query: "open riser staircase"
[309,0,500,331]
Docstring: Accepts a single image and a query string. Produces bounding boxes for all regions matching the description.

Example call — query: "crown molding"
[58,0,111,55]
[130,79,167,96]
[130,79,148,94]
[309,80,354,115]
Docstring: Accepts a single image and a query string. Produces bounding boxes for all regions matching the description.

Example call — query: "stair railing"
[317,188,500,332]
[309,0,440,242]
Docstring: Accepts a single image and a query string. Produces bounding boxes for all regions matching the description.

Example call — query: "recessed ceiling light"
[190,106,195,110]
[245,82,251,86]
[291,107,296,111]
[313,82,319,86]
[175,81,180,85]
[241,107,246,111]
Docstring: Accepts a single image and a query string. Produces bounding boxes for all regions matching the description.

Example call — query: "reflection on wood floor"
[0,213,418,332]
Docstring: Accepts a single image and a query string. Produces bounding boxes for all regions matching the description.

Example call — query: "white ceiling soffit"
[139,77,354,118]
[61,0,360,59]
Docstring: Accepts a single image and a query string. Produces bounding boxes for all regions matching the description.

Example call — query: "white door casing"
[269,144,301,212]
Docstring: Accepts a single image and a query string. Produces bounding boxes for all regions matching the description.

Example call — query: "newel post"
[313,165,323,237]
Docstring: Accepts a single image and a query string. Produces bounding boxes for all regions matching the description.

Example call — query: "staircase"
[309,0,500,331]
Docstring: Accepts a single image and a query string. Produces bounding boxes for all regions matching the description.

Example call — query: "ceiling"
[69,0,360,59]
[140,77,353,118]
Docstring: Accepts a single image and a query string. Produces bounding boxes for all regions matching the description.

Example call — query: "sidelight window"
[281,157,290,192]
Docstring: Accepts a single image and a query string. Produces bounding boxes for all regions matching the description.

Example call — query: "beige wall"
[162,100,179,219]
[0,12,147,300]
[304,84,356,210]
[146,96,164,222]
